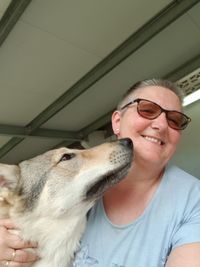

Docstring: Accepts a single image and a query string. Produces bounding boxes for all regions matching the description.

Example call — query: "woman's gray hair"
[117,78,183,110]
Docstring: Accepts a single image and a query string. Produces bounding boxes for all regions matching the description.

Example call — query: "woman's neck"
[103,165,164,225]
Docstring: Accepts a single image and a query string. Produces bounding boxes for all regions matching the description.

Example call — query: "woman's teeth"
[143,136,163,145]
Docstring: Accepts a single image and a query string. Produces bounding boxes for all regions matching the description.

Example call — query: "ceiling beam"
[0,124,82,140]
[0,137,24,157]
[0,0,199,158]
[0,126,82,157]
[165,53,200,82]
[33,128,82,140]
[0,0,32,47]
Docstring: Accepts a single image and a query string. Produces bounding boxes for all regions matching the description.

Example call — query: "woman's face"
[112,86,182,168]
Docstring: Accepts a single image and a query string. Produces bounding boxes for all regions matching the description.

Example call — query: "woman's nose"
[151,112,168,130]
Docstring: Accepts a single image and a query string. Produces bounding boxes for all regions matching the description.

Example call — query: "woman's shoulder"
[165,165,200,184]
[163,165,200,201]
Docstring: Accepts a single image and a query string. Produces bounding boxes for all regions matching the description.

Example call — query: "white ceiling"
[0,0,199,178]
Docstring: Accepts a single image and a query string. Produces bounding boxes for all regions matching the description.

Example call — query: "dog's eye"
[59,153,75,162]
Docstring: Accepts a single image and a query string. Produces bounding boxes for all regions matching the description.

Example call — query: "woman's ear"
[111,110,121,136]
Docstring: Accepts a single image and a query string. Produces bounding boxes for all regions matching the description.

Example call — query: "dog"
[0,138,133,267]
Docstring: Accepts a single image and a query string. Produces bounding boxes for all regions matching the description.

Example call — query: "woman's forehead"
[128,86,182,109]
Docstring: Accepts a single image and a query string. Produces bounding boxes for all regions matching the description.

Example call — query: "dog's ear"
[0,163,19,190]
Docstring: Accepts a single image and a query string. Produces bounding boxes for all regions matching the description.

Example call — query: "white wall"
[171,100,200,179]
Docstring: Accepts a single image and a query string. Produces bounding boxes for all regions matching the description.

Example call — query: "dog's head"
[0,138,133,218]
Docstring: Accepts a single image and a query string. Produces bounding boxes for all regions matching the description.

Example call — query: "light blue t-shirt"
[72,165,200,267]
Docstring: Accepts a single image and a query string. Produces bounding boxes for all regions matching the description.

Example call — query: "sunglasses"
[120,98,191,130]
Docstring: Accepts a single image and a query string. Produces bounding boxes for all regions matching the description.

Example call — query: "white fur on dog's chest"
[18,215,87,267]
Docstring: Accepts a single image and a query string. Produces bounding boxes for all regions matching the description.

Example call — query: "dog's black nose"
[119,138,133,149]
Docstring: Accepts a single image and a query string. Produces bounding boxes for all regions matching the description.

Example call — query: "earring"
[115,128,119,133]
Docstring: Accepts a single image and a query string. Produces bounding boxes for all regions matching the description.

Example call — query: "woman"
[0,79,200,267]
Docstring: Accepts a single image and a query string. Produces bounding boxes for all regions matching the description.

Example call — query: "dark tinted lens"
[124,98,191,130]
[167,111,189,130]
[137,100,161,119]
